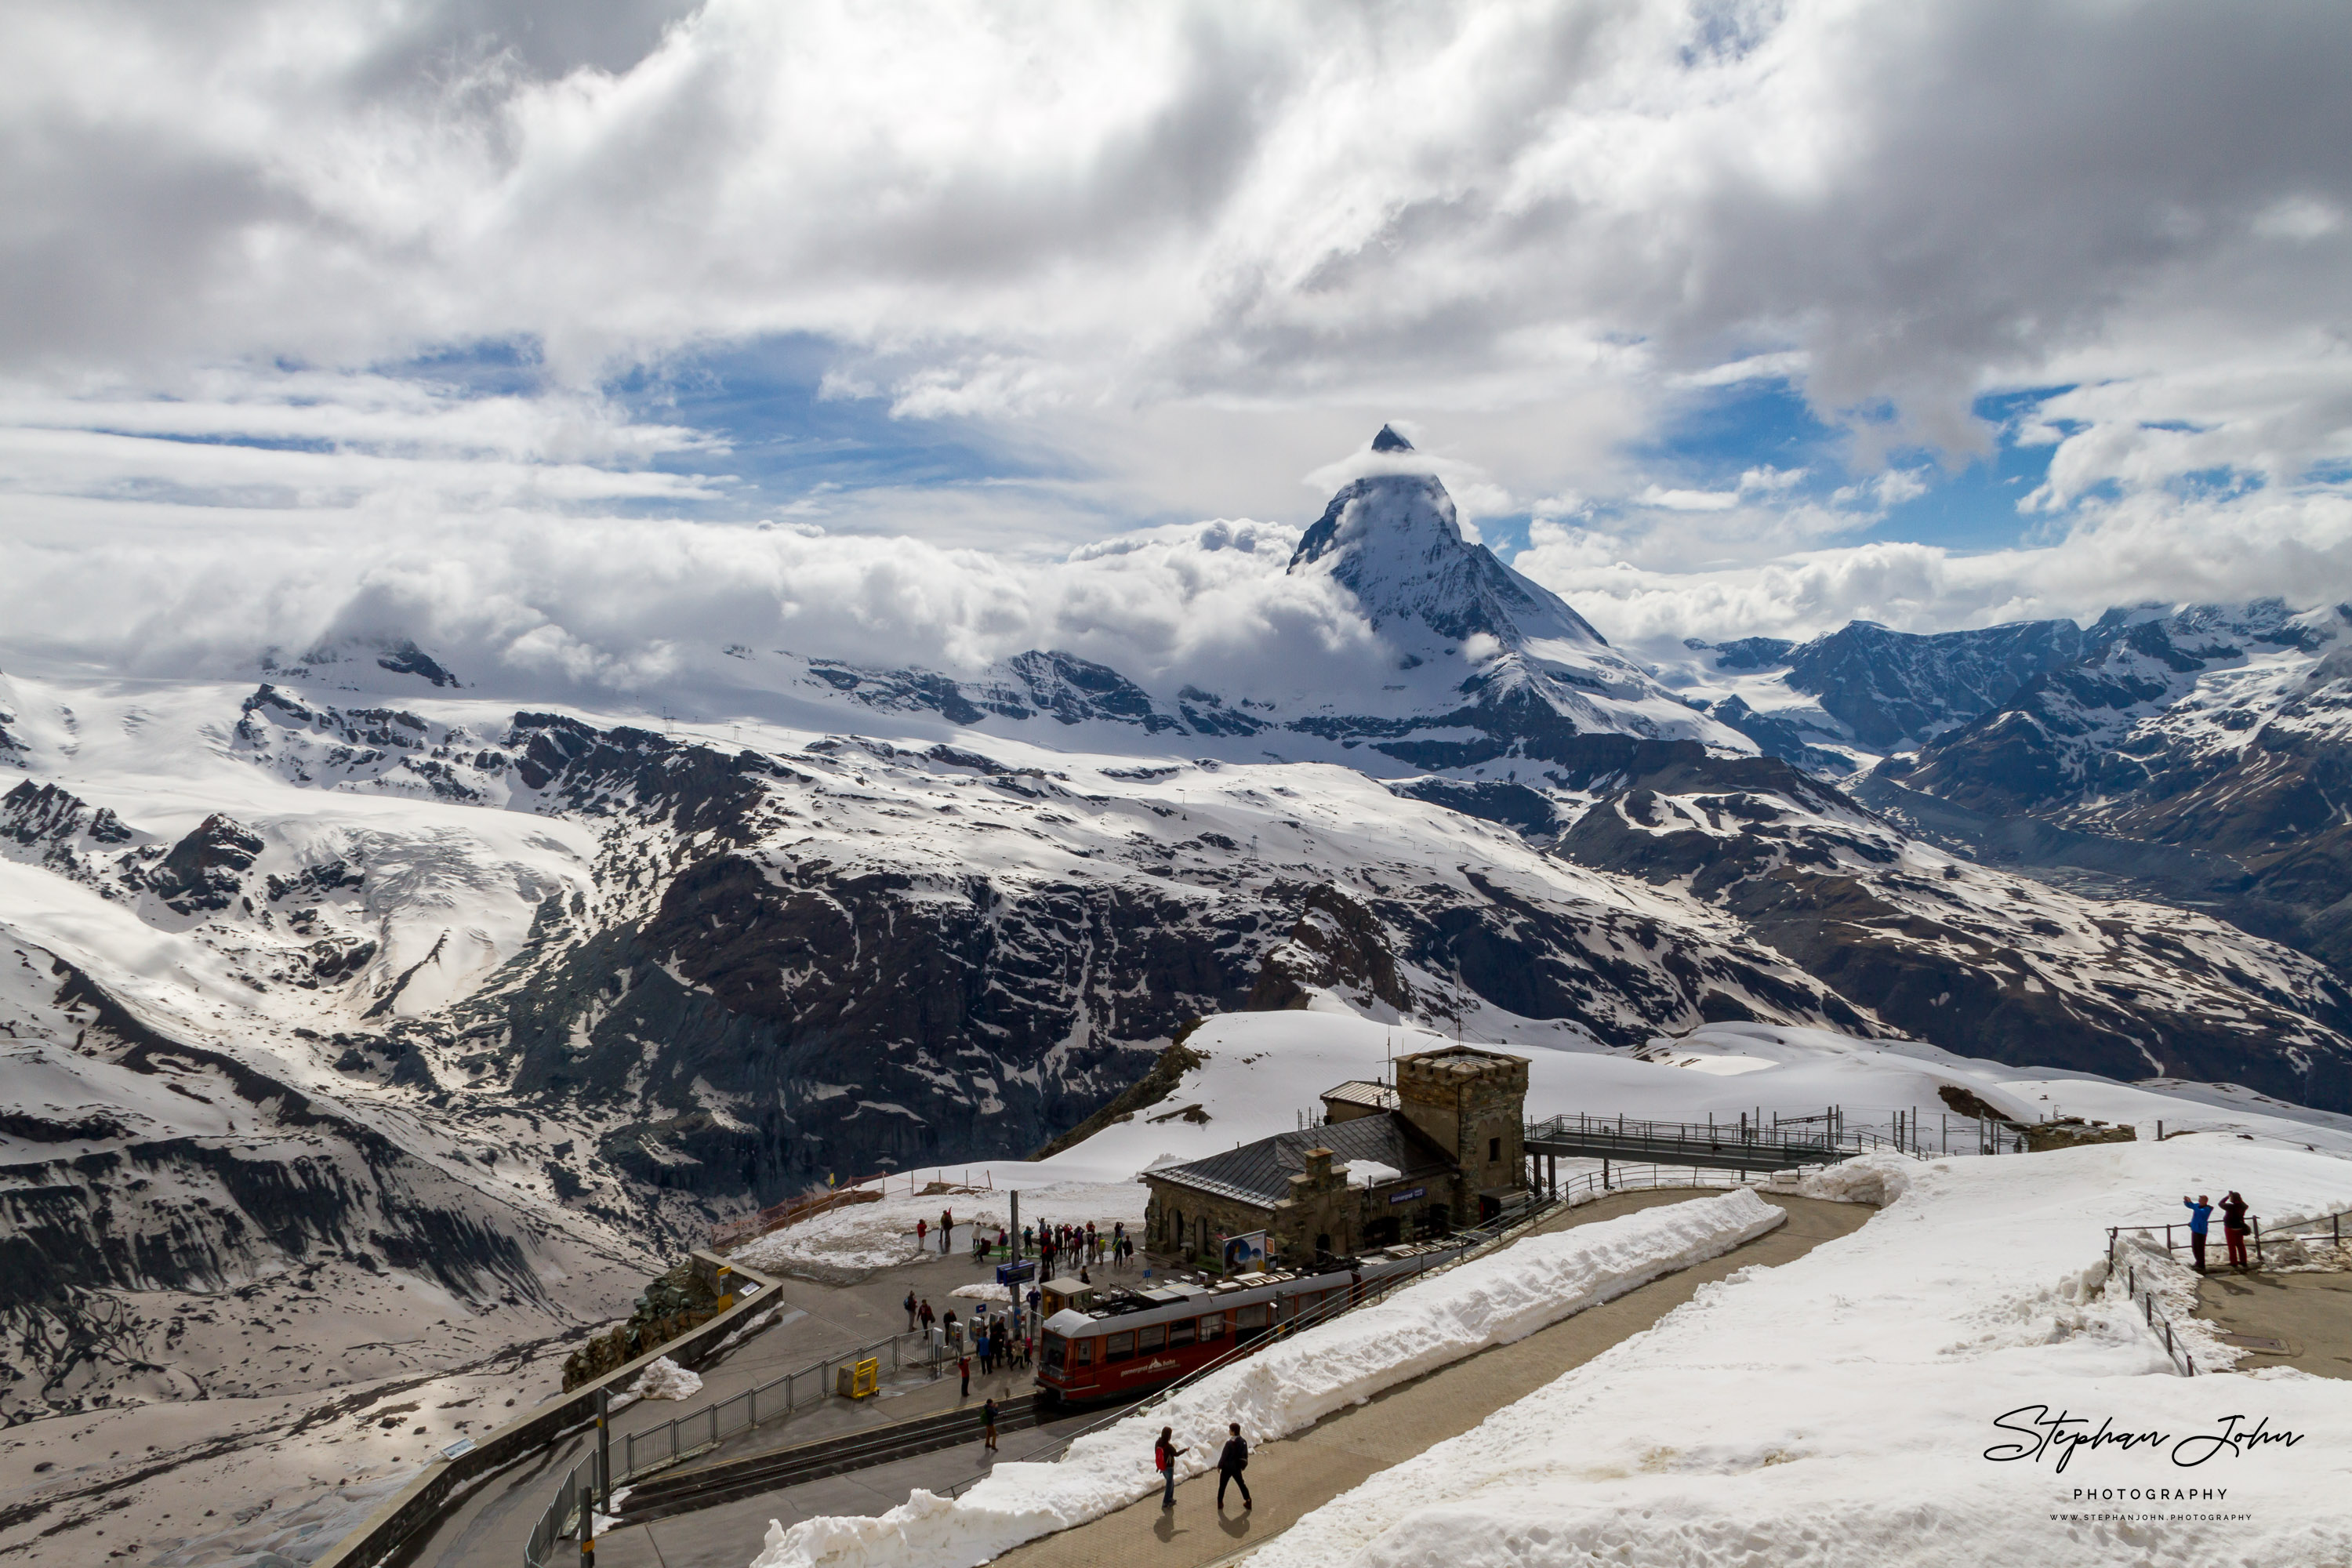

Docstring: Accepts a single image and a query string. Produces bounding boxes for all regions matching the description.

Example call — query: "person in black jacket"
[1217,1422,1251,1511]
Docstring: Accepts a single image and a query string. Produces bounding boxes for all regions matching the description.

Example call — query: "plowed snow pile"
[749,1189,1784,1568]
[626,1356,702,1402]
[1244,1141,2352,1568]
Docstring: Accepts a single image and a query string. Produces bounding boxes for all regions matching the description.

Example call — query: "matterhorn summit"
[1290,425,1606,651]
[1284,427,1719,746]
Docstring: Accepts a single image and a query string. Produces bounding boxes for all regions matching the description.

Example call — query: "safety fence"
[619,1327,941,1479]
[521,1326,946,1568]
[1528,1106,2024,1163]
[2107,1203,2351,1274]
[2105,1247,2199,1377]
[709,1181,885,1250]
[523,1453,601,1568]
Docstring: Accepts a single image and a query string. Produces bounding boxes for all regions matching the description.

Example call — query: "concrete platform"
[2194,1265,2352,1381]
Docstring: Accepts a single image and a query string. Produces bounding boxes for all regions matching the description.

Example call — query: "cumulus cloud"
[1514,483,2352,662]
[2,0,2349,680]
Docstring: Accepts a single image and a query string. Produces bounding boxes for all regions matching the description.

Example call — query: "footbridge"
[1524,1105,2022,1184]
[1525,1112,1849,1178]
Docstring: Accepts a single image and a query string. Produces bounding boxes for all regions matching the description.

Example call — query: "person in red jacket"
[2220,1191,2253,1272]
[1154,1426,1187,1509]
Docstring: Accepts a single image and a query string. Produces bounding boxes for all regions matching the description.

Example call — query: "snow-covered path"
[1248,1141,2352,1568]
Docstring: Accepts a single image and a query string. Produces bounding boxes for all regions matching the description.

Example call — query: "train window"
[1138,1323,1166,1352]
[1200,1313,1226,1341]
[1105,1330,1134,1362]
[1236,1303,1271,1332]
[1169,1318,1196,1347]
[1043,1334,1066,1372]
[1076,1338,1094,1366]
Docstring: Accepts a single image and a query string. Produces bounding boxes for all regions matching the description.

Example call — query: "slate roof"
[1148,1112,1455,1209]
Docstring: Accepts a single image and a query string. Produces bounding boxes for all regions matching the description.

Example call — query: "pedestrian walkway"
[989,1191,1871,1568]
[405,1221,1044,1568]
[2195,1265,2352,1381]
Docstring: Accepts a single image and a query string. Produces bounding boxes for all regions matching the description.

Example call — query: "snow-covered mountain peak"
[1287,466,1606,652]
[1370,423,1414,452]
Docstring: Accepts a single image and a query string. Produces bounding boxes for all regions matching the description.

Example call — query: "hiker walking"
[942,1209,955,1254]
[916,1218,927,1250]
[904,1290,918,1331]
[1154,1426,1187,1509]
[1217,1423,1252,1511]
[959,1352,972,1397]
[919,1298,936,1334]
[2182,1193,2213,1272]
[2221,1190,2254,1272]
[982,1396,1000,1454]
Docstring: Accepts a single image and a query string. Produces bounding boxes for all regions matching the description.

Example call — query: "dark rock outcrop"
[147,814,264,914]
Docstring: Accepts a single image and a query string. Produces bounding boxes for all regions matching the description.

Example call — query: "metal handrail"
[522,1323,949,1568]
[2107,1250,2198,1377]
[1527,1106,2024,1160]
[618,1324,943,1483]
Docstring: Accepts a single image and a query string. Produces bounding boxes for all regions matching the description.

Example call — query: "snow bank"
[747,1189,1784,1568]
[949,1283,1011,1303]
[1250,1139,2352,1568]
[728,1181,1143,1282]
[625,1357,702,1402]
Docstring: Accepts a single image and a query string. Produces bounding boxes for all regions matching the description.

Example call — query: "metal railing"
[2107,1203,2351,1275]
[619,1326,942,1481]
[2106,1250,2198,1377]
[1528,1106,2025,1162]
[523,1453,600,1568]
[522,1325,946,1568]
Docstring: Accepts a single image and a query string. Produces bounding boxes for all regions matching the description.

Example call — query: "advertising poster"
[1221,1230,1269,1277]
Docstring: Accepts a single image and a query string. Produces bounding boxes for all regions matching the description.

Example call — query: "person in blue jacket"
[2182,1193,2213,1272]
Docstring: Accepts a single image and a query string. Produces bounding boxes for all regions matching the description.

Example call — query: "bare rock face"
[147,813,265,913]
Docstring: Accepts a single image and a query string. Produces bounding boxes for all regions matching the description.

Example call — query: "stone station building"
[1142,1044,1531,1269]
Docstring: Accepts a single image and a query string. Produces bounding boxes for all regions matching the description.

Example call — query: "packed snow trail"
[746,1189,1783,1568]
[1245,1142,2352,1568]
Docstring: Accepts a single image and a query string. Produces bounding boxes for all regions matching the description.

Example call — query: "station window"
[1105,1330,1135,1362]
[1169,1318,1196,1347]
[1489,1135,1501,1162]
[1138,1324,1166,1352]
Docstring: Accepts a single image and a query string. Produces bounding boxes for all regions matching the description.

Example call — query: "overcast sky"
[3,0,2348,697]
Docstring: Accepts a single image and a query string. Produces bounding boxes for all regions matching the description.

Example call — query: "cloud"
[1512,483,2352,661]
[2,0,2349,691]
[5,2,2347,448]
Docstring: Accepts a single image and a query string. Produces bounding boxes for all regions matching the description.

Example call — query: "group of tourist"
[2181,1190,2259,1272]
[1030,1218,1134,1276]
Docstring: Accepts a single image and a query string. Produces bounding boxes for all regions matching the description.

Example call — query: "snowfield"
[747,1189,1788,1568]
[714,1008,2352,1568]
[1240,1142,2352,1568]
[779,1007,2352,1243]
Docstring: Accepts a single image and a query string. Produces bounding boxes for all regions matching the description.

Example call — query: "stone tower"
[1394,1044,1530,1216]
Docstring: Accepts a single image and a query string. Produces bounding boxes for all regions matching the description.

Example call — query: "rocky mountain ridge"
[7,438,2352,1424]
